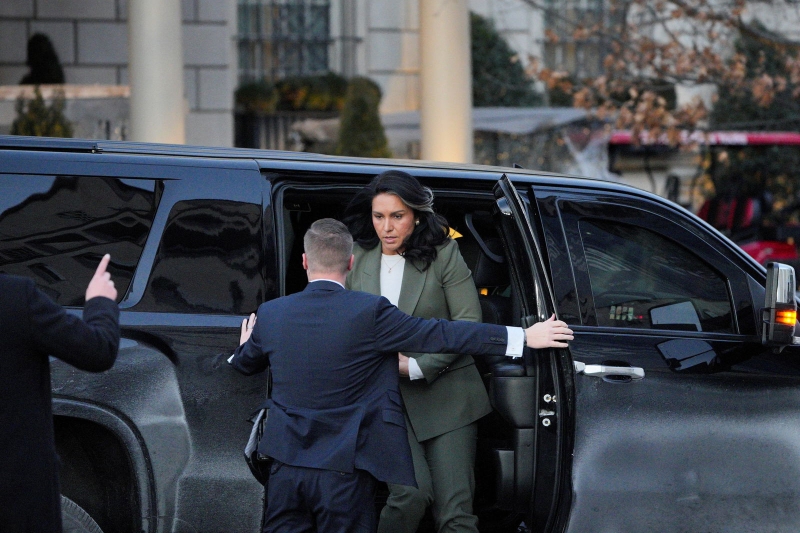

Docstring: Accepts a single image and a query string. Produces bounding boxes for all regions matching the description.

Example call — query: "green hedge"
[236,72,348,113]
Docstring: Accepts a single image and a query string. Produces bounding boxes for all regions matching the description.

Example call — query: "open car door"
[491,175,571,532]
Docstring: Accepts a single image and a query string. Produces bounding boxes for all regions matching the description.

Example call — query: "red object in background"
[609,131,800,146]
[696,197,761,235]
[612,129,800,265]
[740,241,798,264]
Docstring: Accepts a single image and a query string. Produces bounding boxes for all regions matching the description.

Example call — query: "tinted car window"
[0,175,156,305]
[137,199,262,314]
[580,219,733,332]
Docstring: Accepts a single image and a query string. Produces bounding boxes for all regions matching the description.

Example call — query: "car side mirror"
[762,262,798,349]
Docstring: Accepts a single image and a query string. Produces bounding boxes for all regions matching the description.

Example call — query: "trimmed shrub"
[11,86,73,137]
[471,12,542,107]
[335,77,391,158]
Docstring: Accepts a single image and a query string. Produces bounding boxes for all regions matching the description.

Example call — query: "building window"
[238,0,331,83]
[543,0,618,79]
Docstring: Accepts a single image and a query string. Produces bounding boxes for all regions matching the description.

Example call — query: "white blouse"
[379,253,405,307]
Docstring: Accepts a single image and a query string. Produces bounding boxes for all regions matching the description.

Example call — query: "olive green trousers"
[377,419,479,533]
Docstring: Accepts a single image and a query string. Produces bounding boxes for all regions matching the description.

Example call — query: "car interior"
[276,184,529,530]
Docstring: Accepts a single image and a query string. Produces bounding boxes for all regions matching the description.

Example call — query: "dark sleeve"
[28,281,120,372]
[230,310,269,376]
[373,296,507,357]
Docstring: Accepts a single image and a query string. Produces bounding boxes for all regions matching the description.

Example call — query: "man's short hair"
[304,218,354,274]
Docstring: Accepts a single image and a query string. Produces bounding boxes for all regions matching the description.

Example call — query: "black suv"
[1,135,798,533]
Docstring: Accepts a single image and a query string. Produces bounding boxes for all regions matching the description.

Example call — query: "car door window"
[580,218,733,333]
[137,199,263,314]
[0,175,156,306]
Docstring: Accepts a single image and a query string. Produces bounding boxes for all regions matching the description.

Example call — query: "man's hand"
[525,315,573,349]
[85,254,117,302]
[398,353,410,376]
[240,313,256,345]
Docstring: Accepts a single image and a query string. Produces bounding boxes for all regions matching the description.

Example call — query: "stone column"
[419,0,472,163]
[128,0,185,143]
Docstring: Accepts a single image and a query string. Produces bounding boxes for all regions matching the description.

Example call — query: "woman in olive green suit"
[343,170,490,533]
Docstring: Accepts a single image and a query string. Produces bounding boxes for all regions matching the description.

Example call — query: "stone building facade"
[0,0,237,146]
[2,1,795,151]
[0,0,544,147]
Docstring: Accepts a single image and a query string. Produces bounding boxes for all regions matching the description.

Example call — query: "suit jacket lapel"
[358,245,427,315]
[358,245,382,296]
[397,258,427,316]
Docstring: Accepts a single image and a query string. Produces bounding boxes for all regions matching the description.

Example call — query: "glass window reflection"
[138,200,263,314]
[580,219,734,333]
[0,175,156,306]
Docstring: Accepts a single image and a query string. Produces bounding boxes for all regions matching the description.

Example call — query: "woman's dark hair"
[342,170,449,270]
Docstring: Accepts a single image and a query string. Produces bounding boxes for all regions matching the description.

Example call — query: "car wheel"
[61,495,104,533]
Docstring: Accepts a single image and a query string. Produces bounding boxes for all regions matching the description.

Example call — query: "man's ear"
[302,253,309,271]
[347,254,354,272]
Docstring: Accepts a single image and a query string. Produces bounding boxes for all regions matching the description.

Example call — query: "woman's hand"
[398,353,410,376]
[524,314,573,349]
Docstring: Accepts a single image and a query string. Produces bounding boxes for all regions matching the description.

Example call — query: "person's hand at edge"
[85,254,117,302]
[240,313,256,346]
[524,314,573,349]
[398,353,410,377]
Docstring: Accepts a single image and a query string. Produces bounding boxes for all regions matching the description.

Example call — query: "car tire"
[61,495,104,533]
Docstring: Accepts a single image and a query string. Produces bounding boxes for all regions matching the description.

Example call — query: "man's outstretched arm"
[374,299,573,357]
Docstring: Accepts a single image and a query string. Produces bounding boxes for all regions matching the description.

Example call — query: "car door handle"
[574,361,645,380]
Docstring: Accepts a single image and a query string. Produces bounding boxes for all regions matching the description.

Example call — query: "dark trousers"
[263,461,377,533]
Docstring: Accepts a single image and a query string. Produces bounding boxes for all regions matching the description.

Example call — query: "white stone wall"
[364,0,420,114]
[742,2,800,43]
[179,0,237,147]
[0,0,129,86]
[0,0,237,146]
[358,0,542,115]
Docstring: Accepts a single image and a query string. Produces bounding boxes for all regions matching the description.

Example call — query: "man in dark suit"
[0,253,120,533]
[230,219,572,533]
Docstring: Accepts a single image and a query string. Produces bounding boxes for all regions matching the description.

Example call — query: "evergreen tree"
[471,12,542,107]
[335,77,392,158]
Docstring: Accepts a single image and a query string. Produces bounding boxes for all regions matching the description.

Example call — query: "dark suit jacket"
[0,275,119,533]
[230,280,508,487]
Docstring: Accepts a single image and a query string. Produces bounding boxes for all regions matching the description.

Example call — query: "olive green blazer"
[346,239,492,441]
